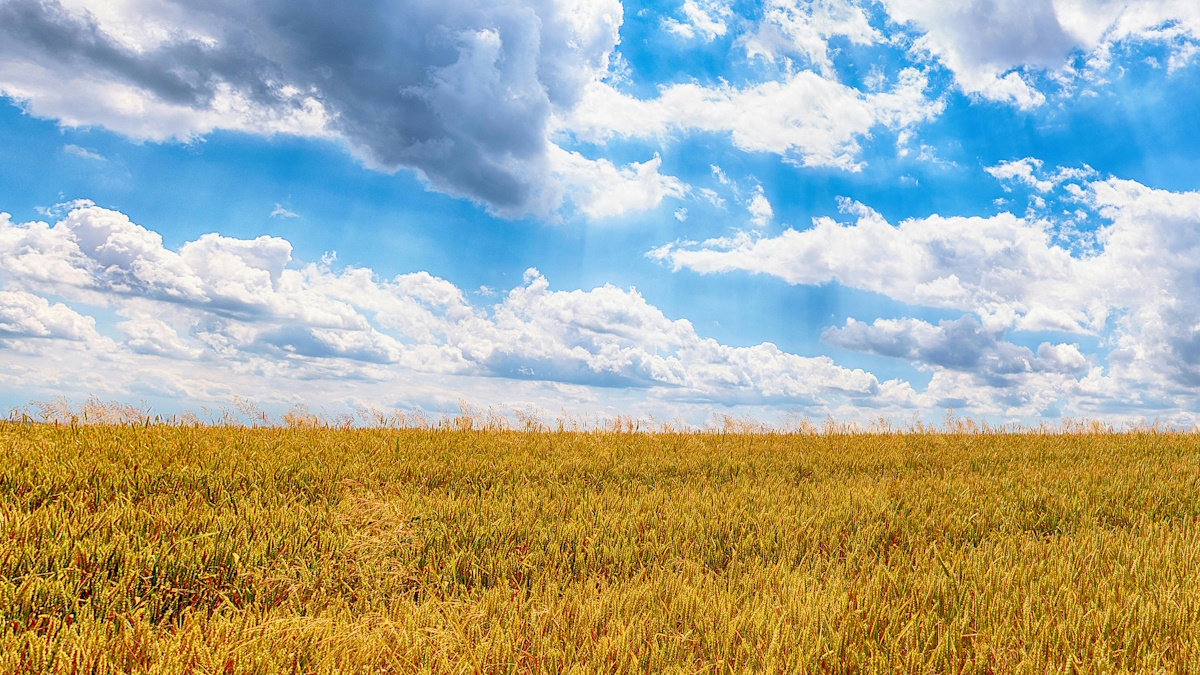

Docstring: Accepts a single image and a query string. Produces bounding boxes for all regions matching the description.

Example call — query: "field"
[3,421,1200,673]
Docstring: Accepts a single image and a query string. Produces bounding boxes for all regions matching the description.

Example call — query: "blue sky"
[3,0,1200,425]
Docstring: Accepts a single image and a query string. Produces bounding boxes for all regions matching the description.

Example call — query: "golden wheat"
[2,421,1199,673]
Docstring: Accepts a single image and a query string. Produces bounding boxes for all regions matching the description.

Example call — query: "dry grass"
[2,421,1200,673]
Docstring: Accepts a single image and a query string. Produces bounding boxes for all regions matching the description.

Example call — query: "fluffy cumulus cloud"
[732,0,1200,115]
[663,0,731,42]
[651,170,1200,420]
[737,0,1200,110]
[0,203,915,418]
[880,0,1200,107]
[4,183,1200,421]
[1084,178,1200,393]
[985,158,1057,193]
[0,290,101,343]
[822,316,1093,418]
[549,147,688,219]
[563,67,941,171]
[651,197,1101,333]
[475,268,903,403]
[743,0,881,75]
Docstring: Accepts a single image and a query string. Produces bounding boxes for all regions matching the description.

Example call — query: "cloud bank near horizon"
[0,202,919,420]
[3,175,1198,424]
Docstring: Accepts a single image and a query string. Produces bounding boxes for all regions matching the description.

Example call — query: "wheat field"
[2,419,1200,673]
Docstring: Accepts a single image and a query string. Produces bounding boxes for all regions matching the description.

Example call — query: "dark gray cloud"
[822,315,1088,379]
[0,0,621,215]
[253,325,397,364]
[482,353,658,389]
[0,0,283,106]
[930,1,1074,68]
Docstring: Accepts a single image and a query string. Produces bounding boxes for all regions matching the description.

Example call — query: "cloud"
[0,0,624,218]
[472,268,902,401]
[822,314,1092,417]
[823,315,1087,377]
[562,67,942,171]
[0,202,364,326]
[0,289,100,341]
[0,0,975,218]
[117,313,202,359]
[881,0,1069,108]
[668,0,1200,112]
[549,148,688,219]
[6,192,1200,422]
[62,143,106,161]
[650,197,1099,333]
[651,170,1200,413]
[985,158,1054,192]
[747,185,773,228]
[0,0,334,138]
[0,202,913,415]
[269,203,298,219]
[743,0,880,75]
[1083,177,1200,390]
[986,157,1097,194]
[880,0,1200,107]
[663,0,730,41]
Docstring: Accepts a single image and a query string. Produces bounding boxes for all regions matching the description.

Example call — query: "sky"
[3,0,1200,426]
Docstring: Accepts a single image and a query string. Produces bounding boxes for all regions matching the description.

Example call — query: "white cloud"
[0,202,915,418]
[52,0,217,53]
[0,290,100,342]
[1082,178,1200,390]
[748,185,774,228]
[0,203,364,326]
[62,144,106,162]
[822,315,1092,417]
[6,190,1200,422]
[743,0,881,75]
[880,0,1200,107]
[651,197,1100,333]
[986,158,1098,194]
[663,0,730,41]
[549,148,688,219]
[651,170,1200,415]
[117,313,202,359]
[698,188,724,207]
[1168,42,1200,72]
[562,68,942,171]
[270,204,299,219]
[985,158,1054,192]
[882,1,1063,108]
[479,268,903,402]
[5,0,681,223]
